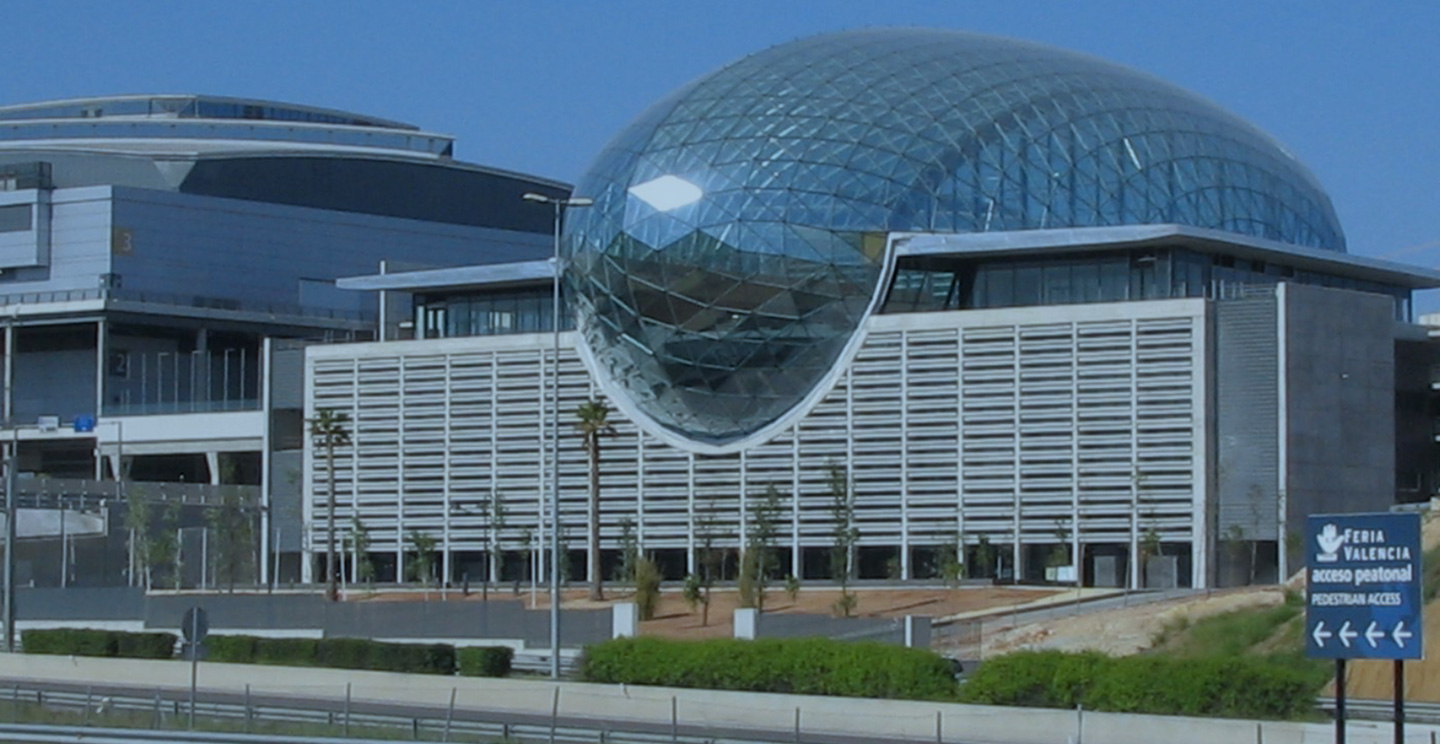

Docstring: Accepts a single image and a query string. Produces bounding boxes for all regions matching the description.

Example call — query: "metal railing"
[1316,697,1440,725]
[0,677,841,744]
[0,287,374,325]
[13,478,261,509]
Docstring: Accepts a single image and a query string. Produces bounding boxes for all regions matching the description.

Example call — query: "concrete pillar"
[734,608,759,640]
[904,616,931,648]
[3,317,13,424]
[613,603,638,638]
[94,319,106,420]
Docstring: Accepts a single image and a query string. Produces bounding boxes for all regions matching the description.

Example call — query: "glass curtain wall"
[884,247,1411,319]
[414,288,572,340]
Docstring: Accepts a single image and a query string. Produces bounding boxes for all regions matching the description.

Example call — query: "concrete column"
[903,616,931,648]
[259,337,272,586]
[733,608,759,640]
[612,603,638,638]
[3,317,13,425]
[94,319,106,419]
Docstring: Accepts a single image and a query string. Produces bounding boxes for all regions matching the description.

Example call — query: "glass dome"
[564,28,1345,448]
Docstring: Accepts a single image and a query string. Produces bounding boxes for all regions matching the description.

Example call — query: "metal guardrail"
[510,650,582,677]
[0,679,850,744]
[10,477,262,509]
[1316,697,1440,725]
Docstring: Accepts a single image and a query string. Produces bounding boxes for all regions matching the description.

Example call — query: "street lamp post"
[521,191,592,680]
[2,436,13,653]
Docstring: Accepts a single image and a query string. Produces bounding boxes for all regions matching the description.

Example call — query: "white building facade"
[305,293,1209,587]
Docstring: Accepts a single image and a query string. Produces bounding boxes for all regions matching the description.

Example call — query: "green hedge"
[958,650,1315,719]
[257,637,320,665]
[581,637,956,700]
[458,646,514,677]
[371,642,455,675]
[205,634,260,663]
[114,632,179,659]
[207,635,455,675]
[22,628,176,659]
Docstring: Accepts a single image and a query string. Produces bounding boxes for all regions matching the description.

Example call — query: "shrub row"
[206,635,512,677]
[22,628,176,659]
[21,628,513,678]
[957,650,1315,719]
[458,646,514,677]
[206,635,454,675]
[581,637,956,700]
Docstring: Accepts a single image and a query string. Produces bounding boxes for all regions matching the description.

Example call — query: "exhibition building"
[0,93,562,586]
[0,29,1434,592]
[309,29,1440,590]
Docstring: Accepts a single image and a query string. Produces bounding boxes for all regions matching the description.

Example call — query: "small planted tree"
[408,530,437,586]
[517,527,533,595]
[488,493,506,590]
[124,487,152,590]
[681,573,704,615]
[936,531,965,588]
[574,398,615,601]
[1049,520,1072,571]
[350,516,375,586]
[307,408,352,602]
[633,555,662,621]
[616,517,639,585]
[153,502,181,590]
[208,485,254,592]
[975,534,995,579]
[784,574,802,603]
[828,464,859,617]
[695,501,725,627]
[739,486,782,611]
[1139,522,1164,588]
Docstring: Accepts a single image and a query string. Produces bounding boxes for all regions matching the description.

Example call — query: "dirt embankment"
[959,588,1287,658]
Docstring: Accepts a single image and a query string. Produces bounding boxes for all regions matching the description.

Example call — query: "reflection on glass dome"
[563,28,1345,448]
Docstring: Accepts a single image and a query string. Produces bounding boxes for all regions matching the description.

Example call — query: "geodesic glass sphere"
[563,28,1344,448]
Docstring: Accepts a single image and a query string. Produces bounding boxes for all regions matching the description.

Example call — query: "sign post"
[1306,513,1423,744]
[181,607,209,729]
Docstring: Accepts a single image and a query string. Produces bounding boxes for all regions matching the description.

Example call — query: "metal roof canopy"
[893,224,1440,290]
[338,224,1440,297]
[337,259,554,293]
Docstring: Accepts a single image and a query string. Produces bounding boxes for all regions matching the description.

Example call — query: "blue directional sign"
[1306,512,1423,660]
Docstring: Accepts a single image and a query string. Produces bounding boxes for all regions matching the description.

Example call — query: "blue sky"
[5,1,1438,271]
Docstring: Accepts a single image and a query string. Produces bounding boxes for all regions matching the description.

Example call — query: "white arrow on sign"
[1312,621,1333,647]
[1338,621,1358,648]
[1364,621,1384,648]
[1393,621,1413,649]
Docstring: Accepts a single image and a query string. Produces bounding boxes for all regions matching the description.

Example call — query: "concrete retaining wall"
[12,588,612,648]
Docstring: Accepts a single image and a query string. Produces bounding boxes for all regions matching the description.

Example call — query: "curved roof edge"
[0,94,419,131]
[896,225,1440,289]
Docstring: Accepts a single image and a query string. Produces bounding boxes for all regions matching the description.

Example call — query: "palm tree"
[574,398,614,601]
[308,408,352,602]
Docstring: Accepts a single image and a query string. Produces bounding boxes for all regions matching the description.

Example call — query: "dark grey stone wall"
[1282,284,1395,575]
[1214,293,1280,541]
[1394,338,1440,503]
[268,344,306,409]
[756,612,901,644]
[268,450,304,552]
[17,589,612,647]
[16,587,145,620]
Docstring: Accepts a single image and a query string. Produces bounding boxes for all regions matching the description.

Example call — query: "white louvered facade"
[304,297,1209,588]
